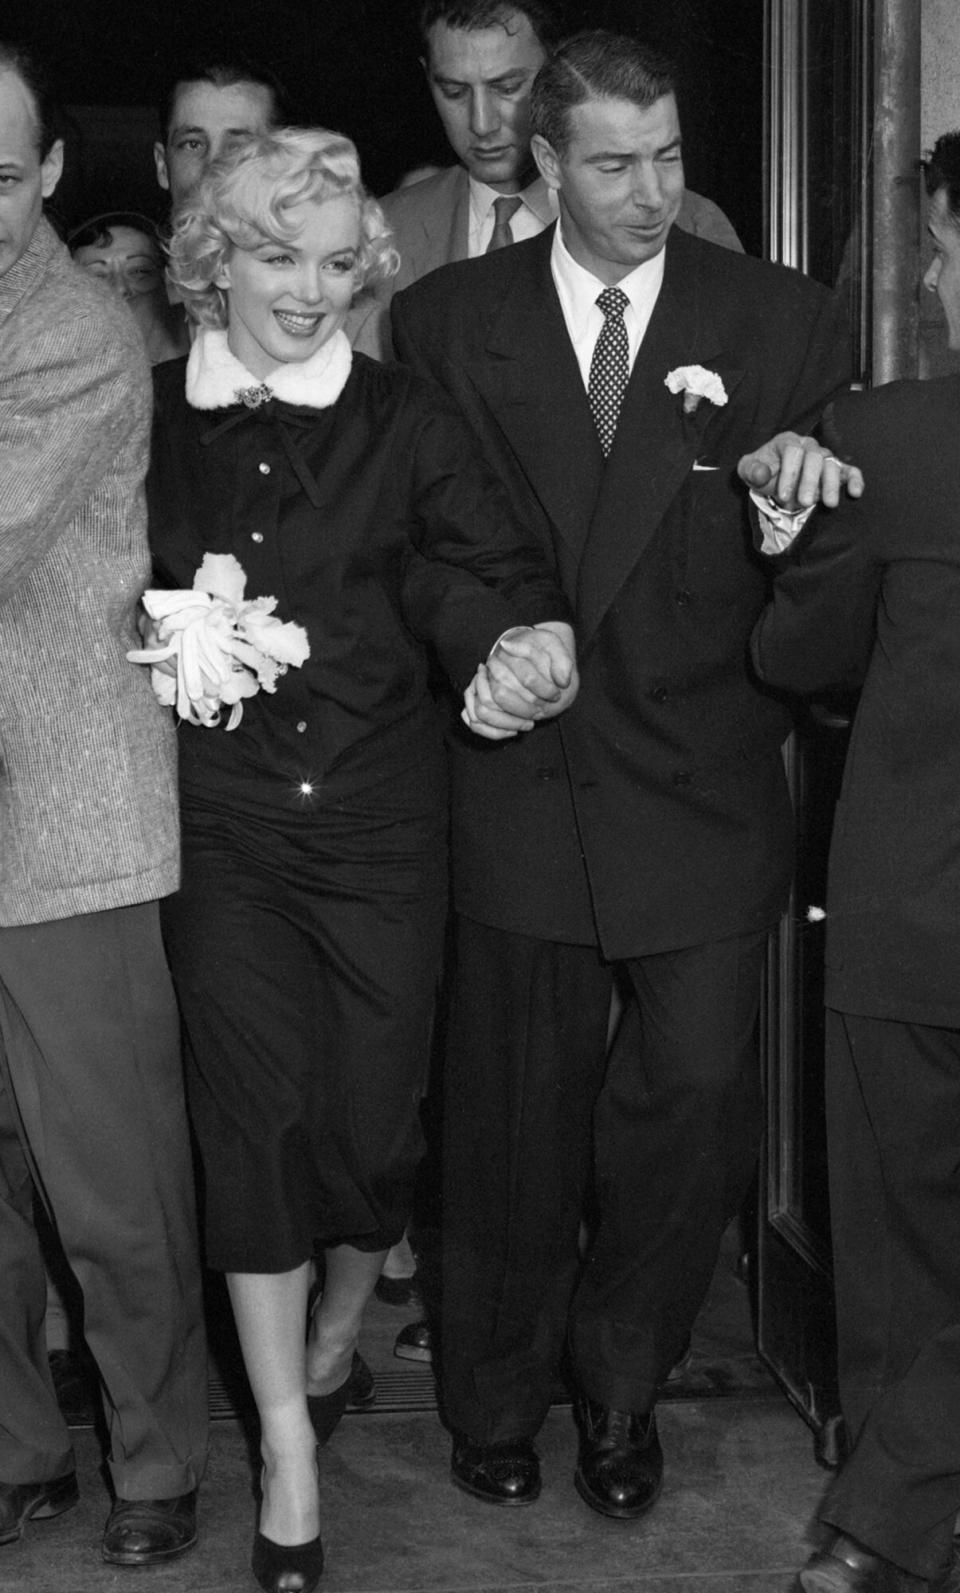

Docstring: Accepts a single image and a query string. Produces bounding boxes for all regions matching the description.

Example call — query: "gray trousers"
[0,902,208,1498]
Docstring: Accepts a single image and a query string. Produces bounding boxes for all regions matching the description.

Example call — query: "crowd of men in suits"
[3,4,960,1590]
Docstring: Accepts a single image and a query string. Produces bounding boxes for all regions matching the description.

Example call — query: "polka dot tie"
[486,195,522,253]
[588,286,630,457]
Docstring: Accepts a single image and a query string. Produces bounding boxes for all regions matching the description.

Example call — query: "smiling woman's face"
[217,194,360,380]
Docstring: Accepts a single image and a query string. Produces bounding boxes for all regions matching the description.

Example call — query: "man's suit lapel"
[478,229,604,570]
[576,233,743,644]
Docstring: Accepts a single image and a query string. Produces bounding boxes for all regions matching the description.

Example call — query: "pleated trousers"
[0,903,208,1498]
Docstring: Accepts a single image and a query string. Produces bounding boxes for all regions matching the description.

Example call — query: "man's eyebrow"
[431,67,532,85]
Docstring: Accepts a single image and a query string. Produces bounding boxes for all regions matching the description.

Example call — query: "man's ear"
[154,141,170,193]
[531,133,561,191]
[40,138,64,201]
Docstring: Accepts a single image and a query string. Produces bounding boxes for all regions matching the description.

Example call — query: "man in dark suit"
[752,130,960,1593]
[391,29,853,1520]
[367,0,741,362]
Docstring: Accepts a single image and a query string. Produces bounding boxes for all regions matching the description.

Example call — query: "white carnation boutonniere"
[128,552,310,731]
[664,364,729,415]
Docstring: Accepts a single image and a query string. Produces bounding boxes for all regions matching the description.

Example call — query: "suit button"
[675,588,692,606]
[251,531,264,543]
[535,767,559,781]
[650,686,668,703]
[672,770,692,787]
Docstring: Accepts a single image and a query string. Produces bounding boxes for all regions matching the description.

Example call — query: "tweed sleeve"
[0,308,149,597]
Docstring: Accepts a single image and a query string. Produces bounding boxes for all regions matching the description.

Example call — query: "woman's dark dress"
[147,348,565,1272]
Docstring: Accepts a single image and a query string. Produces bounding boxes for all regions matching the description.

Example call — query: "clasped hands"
[462,620,578,740]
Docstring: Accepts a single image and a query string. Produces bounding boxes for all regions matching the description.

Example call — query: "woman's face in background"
[73,224,165,303]
[217,193,360,380]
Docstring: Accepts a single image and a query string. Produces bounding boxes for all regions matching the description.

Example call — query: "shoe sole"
[573,1467,662,1520]
[102,1532,198,1567]
[394,1344,433,1363]
[0,1478,79,1545]
[450,1469,541,1506]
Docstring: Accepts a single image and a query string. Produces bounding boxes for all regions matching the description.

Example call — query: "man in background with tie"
[368,0,740,358]
[391,29,853,1522]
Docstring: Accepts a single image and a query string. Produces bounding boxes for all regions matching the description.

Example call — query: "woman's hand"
[136,609,178,680]
[461,621,579,739]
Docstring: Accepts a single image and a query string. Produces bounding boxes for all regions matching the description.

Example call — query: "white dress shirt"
[549,221,666,390]
[467,175,556,255]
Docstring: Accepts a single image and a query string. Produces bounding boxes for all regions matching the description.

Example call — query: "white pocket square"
[692,462,719,472]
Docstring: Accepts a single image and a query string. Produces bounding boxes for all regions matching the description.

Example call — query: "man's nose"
[469,88,500,138]
[631,165,664,211]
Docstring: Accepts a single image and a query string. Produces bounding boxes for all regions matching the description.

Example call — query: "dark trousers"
[0,904,208,1497]
[440,916,765,1444]
[819,1010,960,1581]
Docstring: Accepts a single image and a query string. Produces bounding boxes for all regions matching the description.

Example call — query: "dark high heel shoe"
[251,1529,324,1593]
[347,1350,375,1409]
[306,1373,351,1444]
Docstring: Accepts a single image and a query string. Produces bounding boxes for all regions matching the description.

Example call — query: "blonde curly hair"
[166,126,399,328]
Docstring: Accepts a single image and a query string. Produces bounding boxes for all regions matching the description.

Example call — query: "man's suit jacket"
[392,223,850,960]
[752,377,960,1027]
[358,163,742,361]
[0,219,180,926]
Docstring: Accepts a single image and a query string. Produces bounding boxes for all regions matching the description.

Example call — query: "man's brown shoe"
[102,1490,198,1565]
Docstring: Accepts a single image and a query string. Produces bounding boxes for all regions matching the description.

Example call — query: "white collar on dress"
[186,325,353,411]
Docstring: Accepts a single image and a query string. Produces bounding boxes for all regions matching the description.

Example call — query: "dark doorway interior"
[8,0,764,252]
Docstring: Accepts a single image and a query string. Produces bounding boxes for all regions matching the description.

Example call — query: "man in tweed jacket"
[0,44,207,1567]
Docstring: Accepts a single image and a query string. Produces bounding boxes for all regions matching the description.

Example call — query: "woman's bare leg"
[305,1243,387,1395]
[228,1264,319,1547]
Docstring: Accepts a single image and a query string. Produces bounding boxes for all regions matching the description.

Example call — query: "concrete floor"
[0,1395,825,1593]
[0,1247,828,1593]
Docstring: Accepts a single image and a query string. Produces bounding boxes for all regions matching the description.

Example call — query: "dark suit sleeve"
[398,386,572,692]
[751,407,882,692]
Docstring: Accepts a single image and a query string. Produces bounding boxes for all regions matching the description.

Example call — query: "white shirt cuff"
[751,489,817,555]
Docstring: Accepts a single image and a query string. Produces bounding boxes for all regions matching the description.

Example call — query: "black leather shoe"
[799,1534,913,1593]
[347,1349,376,1408]
[451,1437,541,1505]
[252,1529,324,1593]
[394,1319,433,1362]
[0,1473,78,1545]
[101,1489,198,1565]
[574,1400,663,1520]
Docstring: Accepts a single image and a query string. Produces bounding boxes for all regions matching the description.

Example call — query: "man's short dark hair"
[157,54,295,143]
[0,40,58,159]
[530,29,676,156]
[922,131,960,225]
[418,1,563,55]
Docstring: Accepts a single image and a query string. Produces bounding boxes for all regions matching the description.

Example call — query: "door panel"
[756,0,874,1443]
